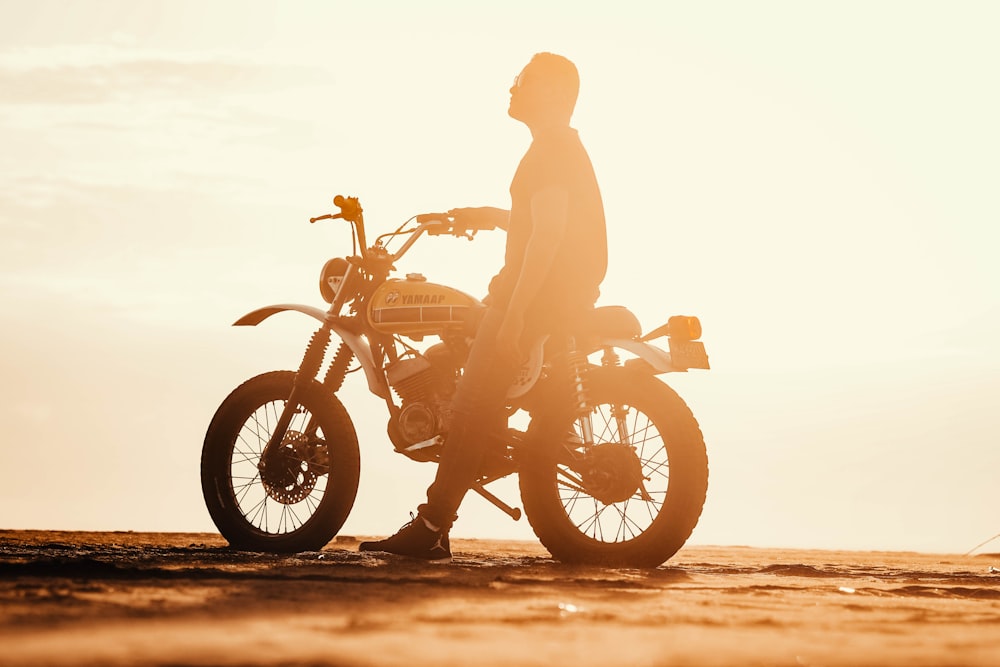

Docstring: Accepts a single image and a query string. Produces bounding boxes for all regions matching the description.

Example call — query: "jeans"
[420,306,518,529]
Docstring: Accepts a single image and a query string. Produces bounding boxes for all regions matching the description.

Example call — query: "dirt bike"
[201,195,711,567]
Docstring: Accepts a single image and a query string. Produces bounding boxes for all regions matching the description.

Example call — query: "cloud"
[0,47,327,106]
[1,61,236,105]
[0,49,331,210]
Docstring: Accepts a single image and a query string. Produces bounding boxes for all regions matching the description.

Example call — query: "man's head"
[508,52,580,128]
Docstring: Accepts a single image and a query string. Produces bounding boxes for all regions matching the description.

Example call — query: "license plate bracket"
[668,339,710,370]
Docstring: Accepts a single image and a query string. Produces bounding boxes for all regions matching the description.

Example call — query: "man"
[359,52,607,561]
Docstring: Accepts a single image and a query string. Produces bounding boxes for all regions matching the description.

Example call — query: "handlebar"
[309,195,499,267]
[311,195,362,221]
[416,212,499,236]
[414,212,452,236]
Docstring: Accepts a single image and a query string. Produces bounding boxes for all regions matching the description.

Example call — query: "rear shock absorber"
[566,336,594,446]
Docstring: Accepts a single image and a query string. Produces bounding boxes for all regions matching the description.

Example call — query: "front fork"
[260,325,333,468]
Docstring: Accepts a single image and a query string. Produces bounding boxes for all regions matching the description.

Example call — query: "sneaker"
[359,514,451,562]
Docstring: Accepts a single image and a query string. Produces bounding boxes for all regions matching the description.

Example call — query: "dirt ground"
[1,530,998,667]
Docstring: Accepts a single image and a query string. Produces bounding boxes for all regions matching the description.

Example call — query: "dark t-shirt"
[488,126,607,330]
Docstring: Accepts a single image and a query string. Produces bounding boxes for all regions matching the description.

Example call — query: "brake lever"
[310,213,347,224]
[425,222,451,236]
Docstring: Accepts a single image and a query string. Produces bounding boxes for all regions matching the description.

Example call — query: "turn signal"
[666,315,702,341]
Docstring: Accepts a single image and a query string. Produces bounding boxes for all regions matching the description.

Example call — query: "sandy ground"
[1,531,999,667]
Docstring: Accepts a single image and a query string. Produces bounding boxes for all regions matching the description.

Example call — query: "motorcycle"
[201,195,711,567]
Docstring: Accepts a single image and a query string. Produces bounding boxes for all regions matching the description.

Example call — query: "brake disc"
[259,431,319,505]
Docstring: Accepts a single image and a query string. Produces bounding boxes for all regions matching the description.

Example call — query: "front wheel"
[519,366,708,567]
[201,371,360,552]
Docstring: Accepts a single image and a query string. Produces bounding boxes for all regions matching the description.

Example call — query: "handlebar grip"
[416,213,452,236]
[333,195,363,222]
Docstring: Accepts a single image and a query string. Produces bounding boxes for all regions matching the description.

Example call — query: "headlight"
[319,257,350,303]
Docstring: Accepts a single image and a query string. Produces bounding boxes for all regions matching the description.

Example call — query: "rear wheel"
[520,366,708,567]
[201,371,360,552]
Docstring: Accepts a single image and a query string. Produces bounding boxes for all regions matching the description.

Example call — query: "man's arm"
[495,186,569,359]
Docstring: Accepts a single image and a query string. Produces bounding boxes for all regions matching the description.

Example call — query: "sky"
[1,1,998,554]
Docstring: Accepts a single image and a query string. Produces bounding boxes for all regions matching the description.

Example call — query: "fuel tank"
[368,274,484,337]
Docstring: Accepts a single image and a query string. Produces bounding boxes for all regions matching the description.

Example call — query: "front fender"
[599,338,679,374]
[233,303,330,327]
[233,304,390,400]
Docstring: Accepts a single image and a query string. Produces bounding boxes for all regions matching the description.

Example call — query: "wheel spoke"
[614,499,630,541]
[556,467,588,493]
[280,504,305,533]
[245,494,269,531]
[304,493,320,515]
[642,450,670,481]
[232,474,261,501]
[575,500,614,539]
[575,503,599,537]
[592,406,615,444]
[564,490,583,516]
[621,503,649,538]
[231,447,259,467]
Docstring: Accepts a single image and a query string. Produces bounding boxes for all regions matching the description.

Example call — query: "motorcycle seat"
[586,306,642,340]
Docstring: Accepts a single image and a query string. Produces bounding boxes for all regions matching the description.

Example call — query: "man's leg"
[359,307,517,559]
[421,307,516,528]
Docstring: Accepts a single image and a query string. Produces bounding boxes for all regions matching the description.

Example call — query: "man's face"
[508,64,539,123]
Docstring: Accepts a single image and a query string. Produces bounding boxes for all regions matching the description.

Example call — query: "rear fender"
[234,304,390,399]
[598,338,680,374]
[508,334,685,401]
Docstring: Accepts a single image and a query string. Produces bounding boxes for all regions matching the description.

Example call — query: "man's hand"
[496,308,526,362]
[447,206,511,232]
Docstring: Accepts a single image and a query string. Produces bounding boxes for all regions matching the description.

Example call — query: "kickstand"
[471,482,522,521]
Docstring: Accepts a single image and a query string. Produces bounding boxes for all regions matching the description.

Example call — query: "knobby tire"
[201,371,360,552]
[519,366,708,567]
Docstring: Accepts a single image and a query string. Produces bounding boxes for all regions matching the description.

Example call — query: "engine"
[386,344,459,460]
